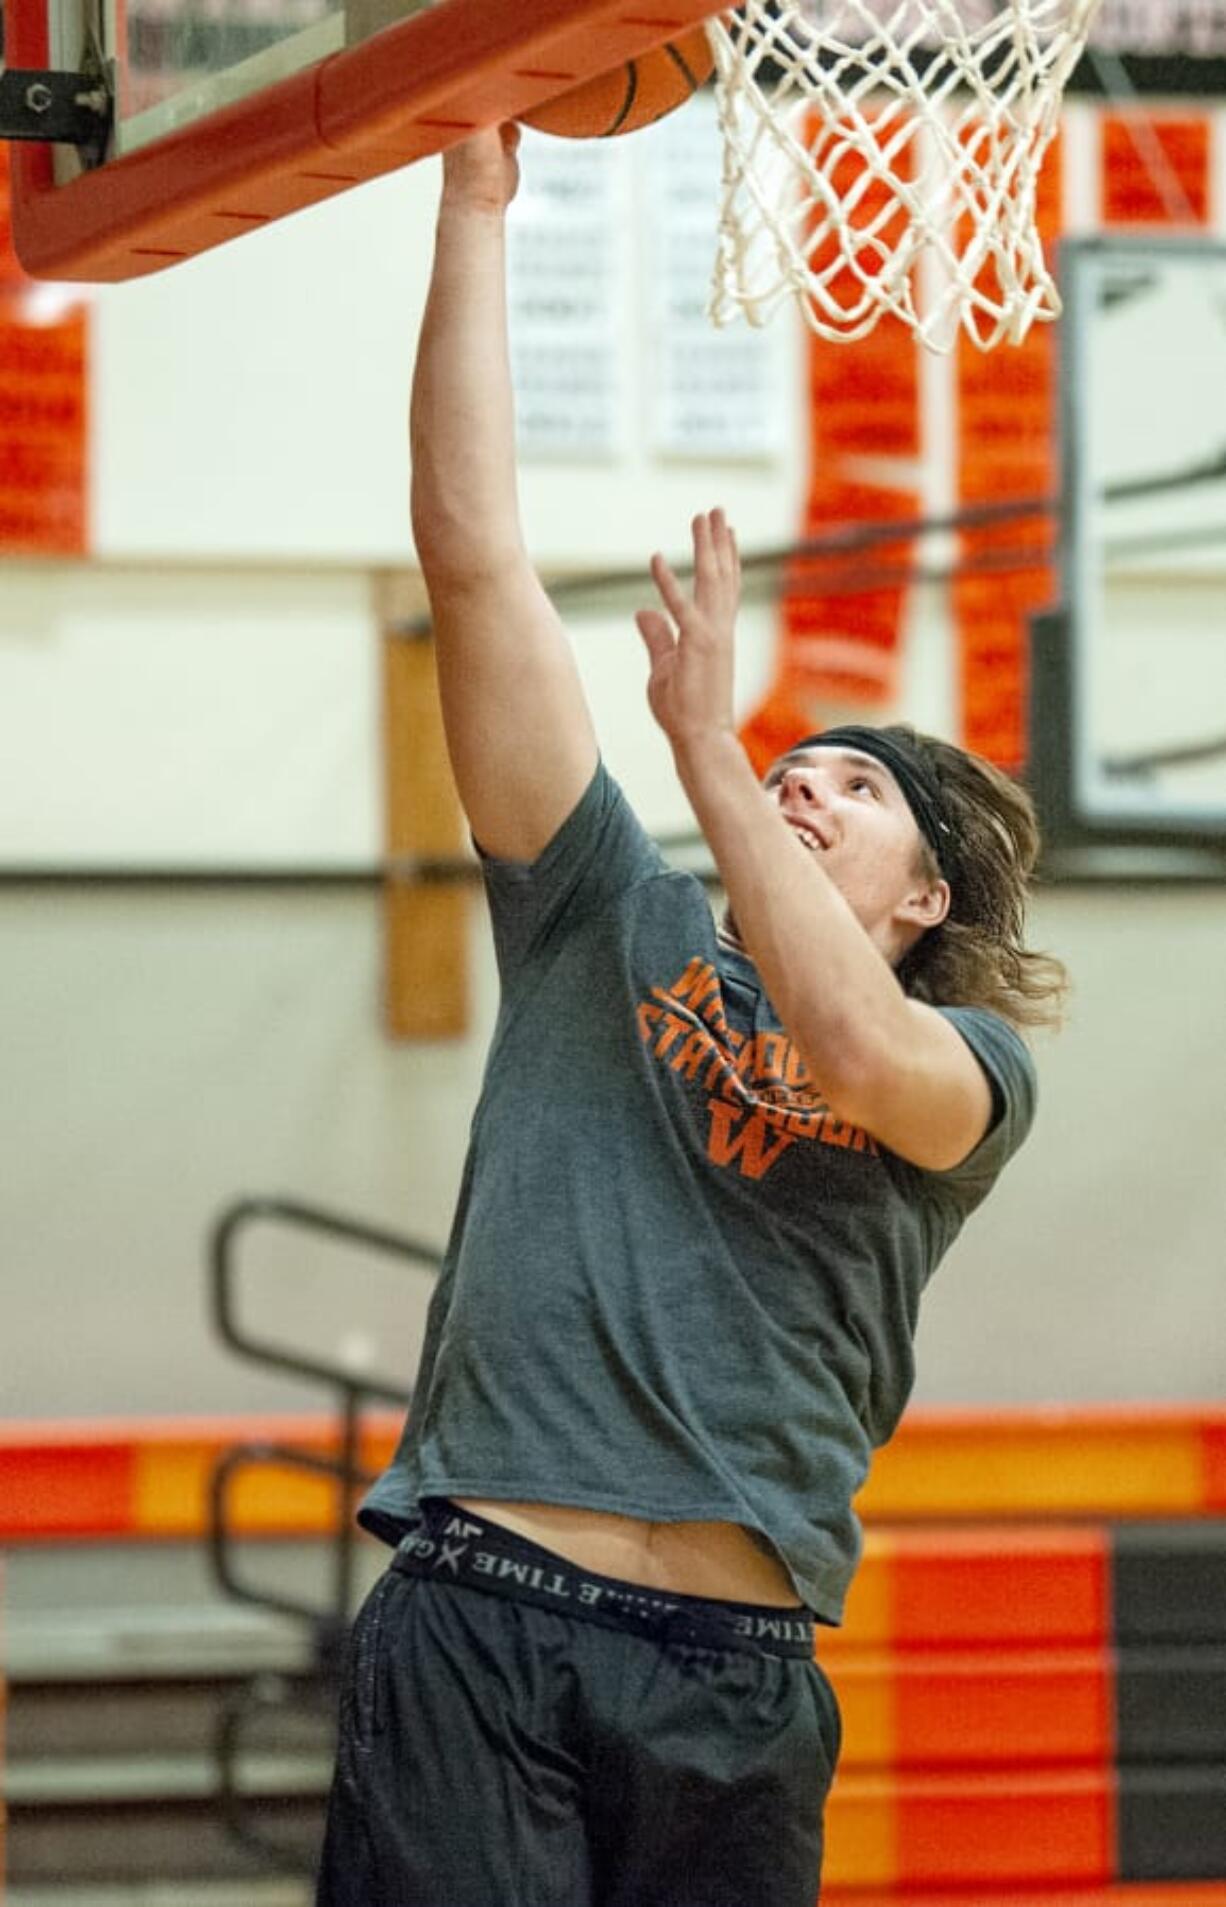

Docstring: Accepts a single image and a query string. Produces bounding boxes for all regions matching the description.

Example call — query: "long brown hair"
[887,725,1068,1031]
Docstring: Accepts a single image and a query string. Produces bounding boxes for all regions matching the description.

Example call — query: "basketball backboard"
[12,0,1226,290]
[1032,234,1226,877]
[3,0,722,280]
[1067,0,1226,93]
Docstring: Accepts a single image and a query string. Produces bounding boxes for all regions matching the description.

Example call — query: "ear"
[895,875,950,934]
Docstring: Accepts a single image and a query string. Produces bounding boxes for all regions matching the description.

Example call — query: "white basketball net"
[707,0,1105,351]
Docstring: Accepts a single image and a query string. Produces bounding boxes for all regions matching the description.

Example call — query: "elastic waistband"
[391,1500,815,1660]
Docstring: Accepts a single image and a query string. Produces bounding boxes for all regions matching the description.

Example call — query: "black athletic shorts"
[315,1499,842,1907]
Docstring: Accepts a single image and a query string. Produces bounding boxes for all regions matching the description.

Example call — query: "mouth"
[784,814,830,855]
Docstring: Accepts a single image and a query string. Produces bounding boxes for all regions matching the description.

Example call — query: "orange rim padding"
[8,0,722,281]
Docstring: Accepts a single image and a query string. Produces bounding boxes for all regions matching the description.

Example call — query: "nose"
[780,763,829,806]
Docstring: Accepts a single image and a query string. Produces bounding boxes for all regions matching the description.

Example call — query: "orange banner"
[953,130,1064,772]
[0,145,89,555]
[739,116,921,775]
[1100,111,1213,227]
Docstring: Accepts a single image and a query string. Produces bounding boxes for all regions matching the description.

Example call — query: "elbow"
[815,1056,884,1137]
[796,1016,901,1133]
[410,478,523,591]
[411,501,482,592]
[410,478,464,579]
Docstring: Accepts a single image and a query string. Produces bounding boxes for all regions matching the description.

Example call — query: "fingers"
[709,507,740,577]
[643,510,740,641]
[639,516,738,745]
[649,552,690,625]
[691,510,713,573]
[692,508,739,582]
[660,512,740,598]
[635,608,674,666]
[720,511,741,588]
[441,124,520,211]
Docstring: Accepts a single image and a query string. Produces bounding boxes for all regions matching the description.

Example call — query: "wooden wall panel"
[376,571,470,1040]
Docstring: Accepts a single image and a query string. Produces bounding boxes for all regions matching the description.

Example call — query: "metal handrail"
[209,1193,438,1402]
[208,1442,381,1648]
[215,1671,336,1878]
[207,1192,438,1875]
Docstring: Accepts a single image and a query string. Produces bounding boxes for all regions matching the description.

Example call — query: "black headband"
[787,725,955,877]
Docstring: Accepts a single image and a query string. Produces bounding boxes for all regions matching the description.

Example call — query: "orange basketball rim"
[7,0,721,282]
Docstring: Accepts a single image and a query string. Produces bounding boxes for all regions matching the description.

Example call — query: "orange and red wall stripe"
[2,1405,1225,1543]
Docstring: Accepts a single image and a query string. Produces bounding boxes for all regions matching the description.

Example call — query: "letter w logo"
[705,1101,796,1180]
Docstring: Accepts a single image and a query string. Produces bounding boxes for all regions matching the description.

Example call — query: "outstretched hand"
[441,123,522,214]
[636,509,742,752]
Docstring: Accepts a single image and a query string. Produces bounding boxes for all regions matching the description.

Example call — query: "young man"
[316,124,1064,1907]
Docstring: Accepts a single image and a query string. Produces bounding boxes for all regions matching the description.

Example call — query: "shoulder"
[929,1005,1037,1183]
[478,758,660,889]
[477,759,681,983]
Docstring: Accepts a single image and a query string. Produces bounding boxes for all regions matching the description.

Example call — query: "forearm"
[673,731,913,1097]
[410,196,522,582]
[643,515,988,1165]
[405,132,597,861]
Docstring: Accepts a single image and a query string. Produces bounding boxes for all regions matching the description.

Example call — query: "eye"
[849,774,880,798]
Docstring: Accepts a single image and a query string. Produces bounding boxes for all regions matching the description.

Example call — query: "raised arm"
[637,511,993,1172]
[410,125,598,863]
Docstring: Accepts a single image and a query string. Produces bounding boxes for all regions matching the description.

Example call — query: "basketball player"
[315,123,1065,1907]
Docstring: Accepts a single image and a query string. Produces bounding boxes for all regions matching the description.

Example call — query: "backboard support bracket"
[0,63,111,161]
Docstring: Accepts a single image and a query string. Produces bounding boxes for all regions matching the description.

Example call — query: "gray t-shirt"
[360,761,1036,1620]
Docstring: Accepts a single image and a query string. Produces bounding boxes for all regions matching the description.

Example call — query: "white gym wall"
[2,103,1225,1420]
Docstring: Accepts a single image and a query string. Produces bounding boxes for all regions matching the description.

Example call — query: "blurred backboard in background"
[1034,235,1226,874]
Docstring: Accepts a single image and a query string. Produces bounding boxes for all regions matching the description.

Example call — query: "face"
[760,746,950,963]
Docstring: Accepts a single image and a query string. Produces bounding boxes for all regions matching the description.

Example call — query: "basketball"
[520,26,714,139]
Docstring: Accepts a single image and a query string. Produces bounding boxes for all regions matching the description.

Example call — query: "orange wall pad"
[825,1775,900,1889]
[0,1413,402,1539]
[858,1409,1220,1521]
[0,1439,134,1537]
[829,1648,1113,1770]
[822,1886,1226,1905]
[821,1525,1110,1654]
[824,1768,1113,1888]
[895,1767,1114,1887]
[892,1524,1110,1645]
[1205,1420,1226,1510]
